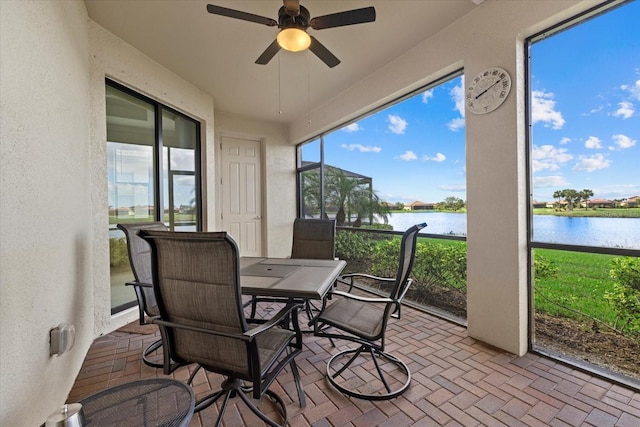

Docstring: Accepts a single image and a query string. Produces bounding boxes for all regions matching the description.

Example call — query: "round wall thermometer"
[466,67,512,114]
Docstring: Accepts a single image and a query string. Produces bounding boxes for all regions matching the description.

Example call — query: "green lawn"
[533,207,640,218]
[534,249,619,327]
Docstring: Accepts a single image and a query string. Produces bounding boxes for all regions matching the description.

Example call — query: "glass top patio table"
[79,378,194,427]
[240,257,346,300]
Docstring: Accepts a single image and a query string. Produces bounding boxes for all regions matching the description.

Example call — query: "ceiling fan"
[206,0,376,68]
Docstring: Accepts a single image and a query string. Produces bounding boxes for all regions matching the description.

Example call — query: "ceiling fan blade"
[310,7,376,30]
[206,4,277,27]
[309,36,340,68]
[255,39,281,65]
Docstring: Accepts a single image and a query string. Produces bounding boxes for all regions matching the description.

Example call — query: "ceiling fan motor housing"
[278,5,310,29]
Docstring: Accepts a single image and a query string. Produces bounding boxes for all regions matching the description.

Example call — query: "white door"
[220,136,263,257]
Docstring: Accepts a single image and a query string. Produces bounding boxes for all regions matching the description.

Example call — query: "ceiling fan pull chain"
[278,54,283,116]
[307,51,311,124]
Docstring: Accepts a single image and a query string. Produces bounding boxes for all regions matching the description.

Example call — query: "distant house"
[406,200,435,211]
[622,196,640,207]
[587,198,614,208]
[532,200,547,208]
[548,200,568,209]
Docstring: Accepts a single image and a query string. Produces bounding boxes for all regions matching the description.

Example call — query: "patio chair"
[116,221,169,368]
[290,218,336,260]
[140,230,306,426]
[313,222,426,400]
[248,218,336,321]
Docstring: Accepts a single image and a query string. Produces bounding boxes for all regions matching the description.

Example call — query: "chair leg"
[325,345,411,400]
[250,297,258,319]
[142,338,163,368]
[288,359,306,408]
[237,388,287,427]
[187,365,203,385]
[195,389,227,413]
[197,377,288,427]
[209,390,230,426]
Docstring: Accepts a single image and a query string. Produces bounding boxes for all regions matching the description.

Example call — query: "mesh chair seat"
[317,295,386,340]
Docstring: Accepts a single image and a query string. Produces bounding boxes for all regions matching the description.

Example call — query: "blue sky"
[318,1,639,205]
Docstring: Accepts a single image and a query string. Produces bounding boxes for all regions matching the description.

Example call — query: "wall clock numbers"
[466,67,512,114]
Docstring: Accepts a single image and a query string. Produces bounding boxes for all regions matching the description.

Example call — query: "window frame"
[296,69,464,221]
[106,78,203,314]
[524,0,639,388]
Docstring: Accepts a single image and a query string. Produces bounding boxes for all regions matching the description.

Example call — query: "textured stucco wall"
[0,1,93,424]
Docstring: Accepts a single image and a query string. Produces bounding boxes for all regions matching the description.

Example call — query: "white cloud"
[534,175,569,188]
[621,80,640,101]
[592,183,640,199]
[422,89,434,104]
[388,114,407,134]
[399,150,417,161]
[451,80,465,118]
[342,123,361,132]
[584,136,602,149]
[447,118,465,132]
[445,79,465,131]
[532,90,565,129]
[612,134,636,149]
[422,153,446,162]
[560,137,571,145]
[340,143,381,153]
[613,101,634,119]
[573,153,611,172]
[531,144,573,172]
[438,184,466,192]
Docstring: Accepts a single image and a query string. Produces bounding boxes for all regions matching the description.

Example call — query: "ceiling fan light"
[277,27,311,52]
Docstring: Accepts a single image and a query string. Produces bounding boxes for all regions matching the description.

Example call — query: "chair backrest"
[140,230,251,377]
[291,218,336,259]
[117,222,168,317]
[390,223,426,300]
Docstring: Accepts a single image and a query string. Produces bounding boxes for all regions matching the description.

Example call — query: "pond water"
[384,212,640,250]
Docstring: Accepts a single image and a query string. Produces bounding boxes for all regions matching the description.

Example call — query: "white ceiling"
[85,0,484,125]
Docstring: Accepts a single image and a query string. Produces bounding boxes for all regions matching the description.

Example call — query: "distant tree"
[552,190,563,210]
[580,189,594,210]
[395,202,405,211]
[301,170,322,216]
[561,189,580,211]
[439,196,465,211]
[324,168,389,226]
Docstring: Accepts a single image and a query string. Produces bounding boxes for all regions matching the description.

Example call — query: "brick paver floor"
[68,299,640,426]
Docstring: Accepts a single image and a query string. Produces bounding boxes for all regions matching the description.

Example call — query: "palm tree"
[324,168,389,226]
[350,185,389,227]
[580,189,594,210]
[301,169,322,217]
[552,190,563,211]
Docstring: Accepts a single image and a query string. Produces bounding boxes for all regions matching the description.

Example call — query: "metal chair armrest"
[340,273,394,282]
[153,318,251,342]
[153,302,302,342]
[244,302,303,338]
[125,280,153,288]
[328,290,394,305]
[336,273,395,292]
